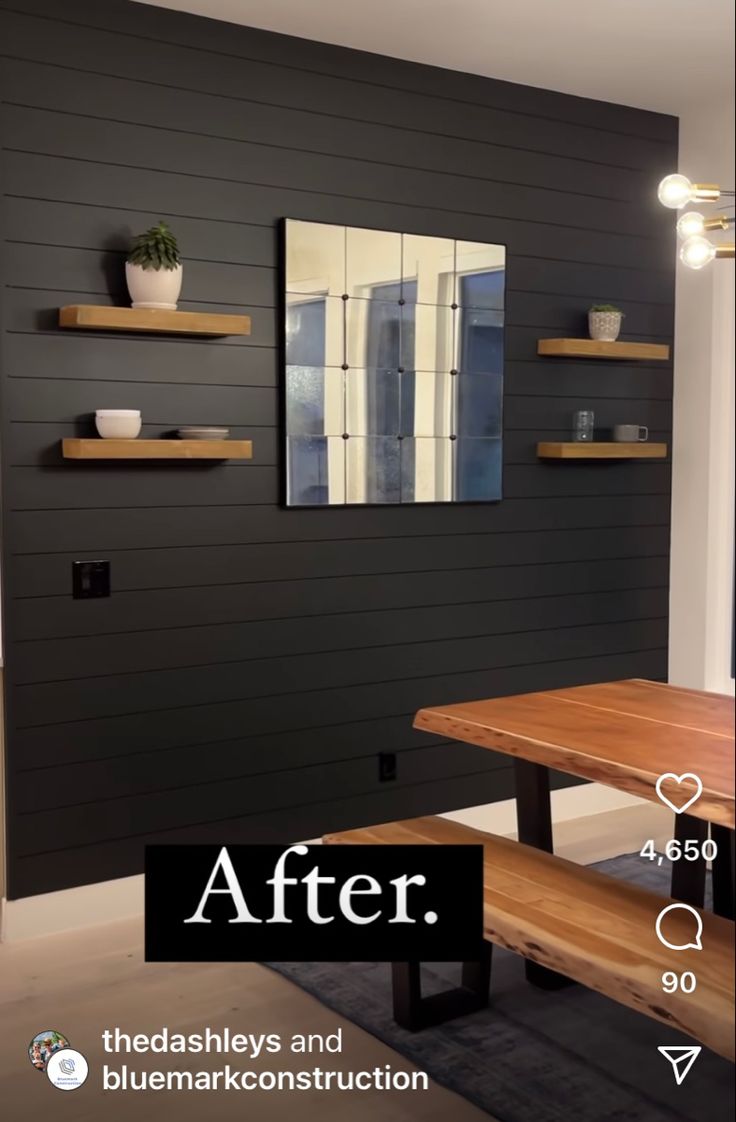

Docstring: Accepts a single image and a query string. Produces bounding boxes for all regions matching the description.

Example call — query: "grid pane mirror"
[284,219,505,506]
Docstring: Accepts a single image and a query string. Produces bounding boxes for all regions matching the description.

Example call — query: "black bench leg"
[670,813,708,907]
[392,944,492,1031]
[392,961,423,1030]
[514,759,574,989]
[711,824,735,920]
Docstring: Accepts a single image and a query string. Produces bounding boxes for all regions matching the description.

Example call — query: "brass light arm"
[690,183,722,201]
[703,216,734,231]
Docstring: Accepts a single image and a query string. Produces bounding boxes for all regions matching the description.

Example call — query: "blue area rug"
[267,852,733,1122]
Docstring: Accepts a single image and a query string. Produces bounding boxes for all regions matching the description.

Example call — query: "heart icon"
[655,772,704,815]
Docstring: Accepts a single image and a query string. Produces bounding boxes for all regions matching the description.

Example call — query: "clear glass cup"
[573,410,595,442]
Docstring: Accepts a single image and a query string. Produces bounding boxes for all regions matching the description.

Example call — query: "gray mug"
[613,424,648,442]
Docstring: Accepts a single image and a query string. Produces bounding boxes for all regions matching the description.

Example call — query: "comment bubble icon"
[655,902,703,951]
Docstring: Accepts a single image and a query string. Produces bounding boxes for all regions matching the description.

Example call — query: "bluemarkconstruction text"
[100,1027,428,1093]
[102,1066,428,1091]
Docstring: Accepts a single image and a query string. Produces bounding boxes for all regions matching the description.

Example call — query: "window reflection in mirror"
[284,220,505,506]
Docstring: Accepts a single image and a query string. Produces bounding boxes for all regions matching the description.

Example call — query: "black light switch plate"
[73,560,111,599]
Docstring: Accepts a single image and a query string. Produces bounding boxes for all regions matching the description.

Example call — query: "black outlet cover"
[73,560,111,599]
[379,752,397,782]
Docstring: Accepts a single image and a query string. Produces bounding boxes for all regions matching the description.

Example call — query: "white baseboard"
[1,783,645,942]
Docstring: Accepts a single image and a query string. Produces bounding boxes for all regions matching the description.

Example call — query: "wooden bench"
[323,816,735,1060]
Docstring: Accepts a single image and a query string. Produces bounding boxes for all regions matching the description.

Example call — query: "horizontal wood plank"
[11,556,670,642]
[4,104,663,241]
[0,8,678,169]
[14,754,512,855]
[15,726,497,814]
[10,769,536,898]
[3,150,673,274]
[1,57,663,208]
[13,587,669,685]
[6,491,668,552]
[16,650,668,770]
[10,525,672,598]
[14,621,669,728]
[0,5,677,143]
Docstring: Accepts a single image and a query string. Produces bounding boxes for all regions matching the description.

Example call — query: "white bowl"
[95,409,142,439]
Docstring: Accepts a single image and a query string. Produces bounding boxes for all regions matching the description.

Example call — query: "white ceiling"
[134,0,735,116]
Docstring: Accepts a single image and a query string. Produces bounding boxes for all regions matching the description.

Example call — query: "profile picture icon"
[28,1030,70,1073]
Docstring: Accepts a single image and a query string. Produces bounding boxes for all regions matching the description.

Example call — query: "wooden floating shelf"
[62,439,253,460]
[537,442,668,460]
[537,338,670,361]
[59,305,251,336]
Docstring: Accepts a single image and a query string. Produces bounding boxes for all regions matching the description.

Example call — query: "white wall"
[669,96,735,695]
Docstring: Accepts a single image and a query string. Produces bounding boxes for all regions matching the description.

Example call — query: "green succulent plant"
[589,303,624,316]
[127,220,181,271]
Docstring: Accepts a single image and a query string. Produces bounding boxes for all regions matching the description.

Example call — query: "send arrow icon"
[657,1045,702,1085]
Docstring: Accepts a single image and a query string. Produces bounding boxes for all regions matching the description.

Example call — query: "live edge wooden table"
[414,679,735,943]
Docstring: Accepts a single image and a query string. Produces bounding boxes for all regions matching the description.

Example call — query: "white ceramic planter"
[588,311,622,342]
[125,262,183,310]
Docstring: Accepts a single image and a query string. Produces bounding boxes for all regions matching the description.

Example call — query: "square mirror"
[346,437,401,504]
[454,306,504,375]
[403,304,455,372]
[346,298,402,370]
[285,295,344,367]
[283,220,505,506]
[346,227,402,299]
[402,234,455,305]
[286,436,346,506]
[455,241,506,309]
[455,372,503,438]
[285,220,345,298]
[346,368,401,436]
[401,438,454,503]
[454,438,503,501]
[285,366,344,436]
[401,371,453,438]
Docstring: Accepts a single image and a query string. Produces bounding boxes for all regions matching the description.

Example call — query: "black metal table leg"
[513,759,574,989]
[392,961,423,1030]
[514,758,554,851]
[392,944,492,1032]
[669,813,708,907]
[711,824,735,920]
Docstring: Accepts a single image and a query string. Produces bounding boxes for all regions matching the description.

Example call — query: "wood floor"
[0,802,671,1122]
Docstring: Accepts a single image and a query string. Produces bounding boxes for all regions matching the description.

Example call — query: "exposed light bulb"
[679,235,716,270]
[676,211,705,239]
[658,174,694,209]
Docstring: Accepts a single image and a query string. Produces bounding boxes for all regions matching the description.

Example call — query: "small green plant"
[127,220,181,271]
[589,303,624,315]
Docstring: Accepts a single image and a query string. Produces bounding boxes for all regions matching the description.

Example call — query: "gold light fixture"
[657,174,721,208]
[658,174,735,269]
[679,236,734,270]
[676,212,731,238]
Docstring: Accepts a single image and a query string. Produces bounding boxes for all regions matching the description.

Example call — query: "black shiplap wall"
[0,0,676,899]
